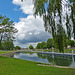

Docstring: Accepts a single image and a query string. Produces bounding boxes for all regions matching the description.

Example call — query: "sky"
[0,0,51,48]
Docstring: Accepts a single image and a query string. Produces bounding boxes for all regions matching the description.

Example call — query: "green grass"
[0,51,13,54]
[23,51,37,54]
[35,49,75,54]
[0,56,75,75]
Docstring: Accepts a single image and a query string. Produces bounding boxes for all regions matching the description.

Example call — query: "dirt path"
[0,51,17,57]
[37,64,75,69]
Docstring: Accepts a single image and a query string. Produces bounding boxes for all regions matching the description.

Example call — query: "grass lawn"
[0,56,75,75]
[35,49,75,54]
[0,51,13,54]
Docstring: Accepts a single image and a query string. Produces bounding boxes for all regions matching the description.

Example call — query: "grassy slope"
[0,56,75,75]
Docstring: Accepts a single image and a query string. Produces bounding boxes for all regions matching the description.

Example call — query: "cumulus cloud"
[14,15,51,47]
[12,0,34,14]
[12,0,51,48]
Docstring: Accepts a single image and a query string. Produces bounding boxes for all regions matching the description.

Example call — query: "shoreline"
[0,51,17,57]
[0,50,75,69]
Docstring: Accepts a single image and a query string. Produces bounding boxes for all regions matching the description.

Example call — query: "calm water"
[13,52,75,67]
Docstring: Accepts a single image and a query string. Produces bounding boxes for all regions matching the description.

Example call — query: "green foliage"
[69,40,75,47]
[43,44,47,49]
[36,43,42,49]
[2,41,14,50]
[36,42,47,49]
[14,46,21,50]
[47,38,54,49]
[36,39,54,49]
[36,38,75,50]
[0,14,18,50]
[41,42,46,48]
[29,45,34,49]
[33,0,75,52]
[0,40,4,50]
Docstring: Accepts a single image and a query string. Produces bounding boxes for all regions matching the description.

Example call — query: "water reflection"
[13,52,75,67]
[37,53,75,67]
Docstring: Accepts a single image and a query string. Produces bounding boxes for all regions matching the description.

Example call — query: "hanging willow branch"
[21,0,75,52]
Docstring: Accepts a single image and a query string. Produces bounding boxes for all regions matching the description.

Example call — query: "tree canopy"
[0,15,18,50]
[47,38,54,48]
[2,41,14,50]
[29,45,34,49]
[14,46,21,50]
[36,42,47,49]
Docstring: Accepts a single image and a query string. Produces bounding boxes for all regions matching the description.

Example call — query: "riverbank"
[0,50,18,57]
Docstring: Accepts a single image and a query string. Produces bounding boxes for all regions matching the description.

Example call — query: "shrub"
[29,45,34,49]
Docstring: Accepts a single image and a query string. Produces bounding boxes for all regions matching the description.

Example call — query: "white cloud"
[29,32,32,35]
[14,15,51,47]
[34,32,40,35]
[12,0,51,48]
[12,0,34,14]
[15,15,45,37]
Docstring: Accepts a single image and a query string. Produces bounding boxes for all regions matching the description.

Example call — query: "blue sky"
[0,0,28,22]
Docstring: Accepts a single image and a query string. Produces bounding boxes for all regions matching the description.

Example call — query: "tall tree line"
[36,38,75,49]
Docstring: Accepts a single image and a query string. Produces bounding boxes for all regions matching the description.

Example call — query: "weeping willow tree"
[21,0,75,52]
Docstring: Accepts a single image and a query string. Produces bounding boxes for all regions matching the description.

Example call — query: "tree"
[43,44,47,49]
[41,42,46,48]
[33,0,75,52]
[29,45,34,49]
[0,15,18,50]
[36,43,42,49]
[36,42,46,49]
[47,38,54,49]
[14,46,21,50]
[2,41,14,50]
[69,40,75,47]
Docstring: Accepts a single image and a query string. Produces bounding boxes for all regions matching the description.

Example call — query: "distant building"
[20,48,28,50]
[52,47,54,49]
[67,45,71,49]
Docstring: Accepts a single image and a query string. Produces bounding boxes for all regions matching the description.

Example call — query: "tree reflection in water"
[37,53,74,66]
